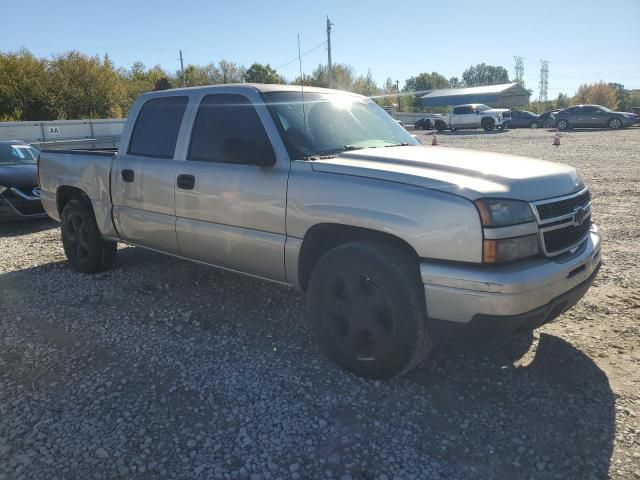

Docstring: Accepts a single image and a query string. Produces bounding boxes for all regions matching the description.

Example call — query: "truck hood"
[486,108,510,114]
[310,145,584,201]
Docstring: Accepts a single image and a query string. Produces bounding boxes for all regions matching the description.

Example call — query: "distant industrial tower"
[513,56,525,86]
[539,60,550,103]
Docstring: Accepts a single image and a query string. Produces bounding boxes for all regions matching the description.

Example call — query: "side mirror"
[220,138,276,166]
[476,110,480,115]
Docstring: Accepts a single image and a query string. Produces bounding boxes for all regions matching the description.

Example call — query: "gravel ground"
[1,127,639,480]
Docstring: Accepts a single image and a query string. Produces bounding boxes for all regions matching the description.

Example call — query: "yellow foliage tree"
[573,82,619,110]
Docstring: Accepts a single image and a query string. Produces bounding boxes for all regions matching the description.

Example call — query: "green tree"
[243,63,283,84]
[294,63,355,91]
[448,76,461,88]
[555,93,570,109]
[49,51,127,119]
[0,49,56,121]
[401,72,448,111]
[351,70,379,97]
[461,63,510,87]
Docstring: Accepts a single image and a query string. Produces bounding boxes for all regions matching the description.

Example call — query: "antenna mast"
[179,50,186,87]
[539,60,549,103]
[326,16,334,88]
[513,56,525,86]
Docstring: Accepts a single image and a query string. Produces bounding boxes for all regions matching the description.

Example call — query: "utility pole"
[179,50,186,87]
[396,80,401,112]
[513,56,525,87]
[539,60,549,103]
[326,16,333,88]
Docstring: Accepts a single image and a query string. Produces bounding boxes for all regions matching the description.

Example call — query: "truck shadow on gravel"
[0,218,57,238]
[0,246,616,479]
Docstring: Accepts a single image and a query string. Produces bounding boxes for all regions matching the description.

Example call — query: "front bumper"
[0,189,47,221]
[421,226,601,341]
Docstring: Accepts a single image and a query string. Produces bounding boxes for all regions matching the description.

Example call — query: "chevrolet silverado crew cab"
[38,85,600,379]
[425,104,511,131]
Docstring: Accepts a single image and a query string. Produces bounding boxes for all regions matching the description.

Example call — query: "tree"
[401,72,448,111]
[294,63,355,91]
[573,82,619,110]
[243,63,283,84]
[154,77,173,91]
[351,70,379,97]
[556,93,570,109]
[448,77,461,88]
[608,83,629,111]
[461,63,510,87]
[49,51,128,119]
[0,49,57,121]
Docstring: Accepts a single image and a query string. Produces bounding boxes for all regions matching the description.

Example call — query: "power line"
[274,40,327,71]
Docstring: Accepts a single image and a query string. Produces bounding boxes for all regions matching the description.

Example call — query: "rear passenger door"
[173,90,290,282]
[111,95,189,253]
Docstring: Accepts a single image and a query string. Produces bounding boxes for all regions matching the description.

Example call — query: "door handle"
[177,174,195,190]
[121,169,134,182]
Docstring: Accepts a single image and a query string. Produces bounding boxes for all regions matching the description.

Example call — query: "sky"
[4,0,640,98]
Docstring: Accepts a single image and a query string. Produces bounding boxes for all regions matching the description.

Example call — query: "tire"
[307,241,432,379]
[529,122,539,128]
[61,199,117,273]
[608,118,622,129]
[481,117,495,131]
[556,119,570,130]
[435,121,445,132]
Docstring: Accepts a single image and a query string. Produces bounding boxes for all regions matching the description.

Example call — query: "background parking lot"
[1,127,639,480]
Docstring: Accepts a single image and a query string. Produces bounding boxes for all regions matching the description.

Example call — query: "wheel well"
[297,224,420,291]
[56,186,91,217]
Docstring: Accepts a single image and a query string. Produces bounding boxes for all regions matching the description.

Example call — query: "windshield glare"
[264,91,418,157]
[0,144,40,164]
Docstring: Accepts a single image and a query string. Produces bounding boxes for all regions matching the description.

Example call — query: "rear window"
[128,96,188,158]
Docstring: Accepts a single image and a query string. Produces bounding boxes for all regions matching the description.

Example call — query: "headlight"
[475,198,539,263]
[483,235,539,263]
[474,198,535,227]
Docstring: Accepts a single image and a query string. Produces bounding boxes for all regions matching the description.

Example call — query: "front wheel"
[307,241,431,379]
[608,118,622,129]
[529,122,539,128]
[556,119,570,130]
[481,117,495,131]
[61,199,117,273]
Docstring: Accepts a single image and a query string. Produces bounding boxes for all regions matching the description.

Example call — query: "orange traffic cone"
[553,129,560,146]
[432,133,438,146]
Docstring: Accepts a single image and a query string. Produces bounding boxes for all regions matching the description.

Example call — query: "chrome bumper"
[421,225,601,324]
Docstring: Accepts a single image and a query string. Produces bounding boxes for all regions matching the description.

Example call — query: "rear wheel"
[435,121,446,132]
[481,117,495,131]
[307,241,431,379]
[61,199,117,273]
[608,118,622,129]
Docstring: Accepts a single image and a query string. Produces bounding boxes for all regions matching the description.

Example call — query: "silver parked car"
[554,104,636,130]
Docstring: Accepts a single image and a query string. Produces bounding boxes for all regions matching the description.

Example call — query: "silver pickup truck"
[38,84,601,379]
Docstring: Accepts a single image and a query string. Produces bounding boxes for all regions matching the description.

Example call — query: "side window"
[566,106,581,115]
[188,94,274,164]
[453,106,464,115]
[128,96,188,158]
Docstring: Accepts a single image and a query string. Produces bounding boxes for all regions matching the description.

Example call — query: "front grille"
[1,189,45,216]
[536,190,590,220]
[542,216,591,254]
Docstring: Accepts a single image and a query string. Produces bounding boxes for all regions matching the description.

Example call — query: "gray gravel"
[1,127,639,479]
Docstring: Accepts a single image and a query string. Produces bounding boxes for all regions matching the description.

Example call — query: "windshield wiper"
[383,142,409,147]
[308,145,367,158]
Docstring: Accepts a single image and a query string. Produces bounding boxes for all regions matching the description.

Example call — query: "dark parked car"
[632,107,640,123]
[0,141,46,220]
[413,117,432,130]
[554,105,636,130]
[506,110,544,128]
[537,109,561,128]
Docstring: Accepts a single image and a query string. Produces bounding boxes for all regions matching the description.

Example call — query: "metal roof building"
[420,83,531,108]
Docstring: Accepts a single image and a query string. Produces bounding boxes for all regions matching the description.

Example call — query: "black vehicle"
[506,110,544,128]
[413,117,432,130]
[537,109,561,128]
[554,104,636,130]
[0,141,47,220]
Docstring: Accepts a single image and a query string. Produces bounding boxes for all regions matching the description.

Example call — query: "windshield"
[0,144,40,165]
[476,104,491,112]
[264,91,418,158]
